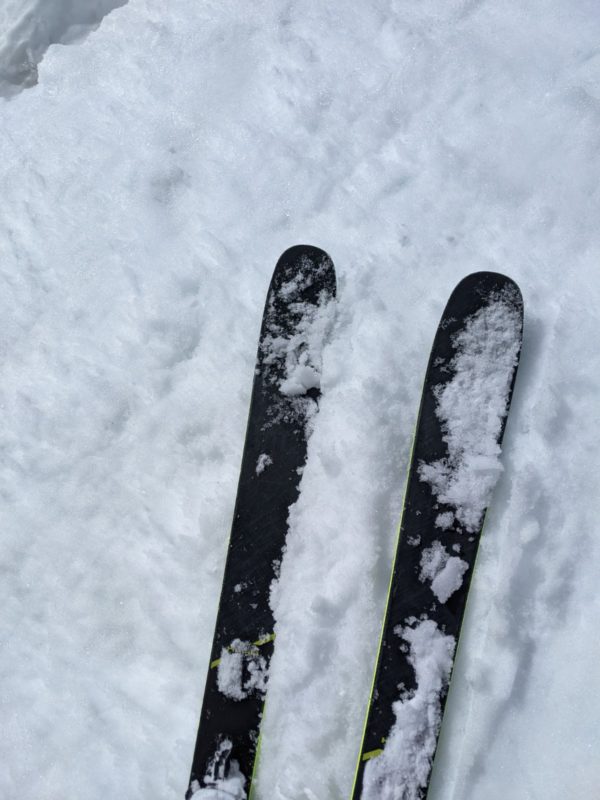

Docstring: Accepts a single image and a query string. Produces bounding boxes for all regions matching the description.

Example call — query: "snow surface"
[0,0,126,97]
[2,1,600,799]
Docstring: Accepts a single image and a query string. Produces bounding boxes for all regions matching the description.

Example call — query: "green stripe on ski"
[209,632,276,669]
[362,748,383,761]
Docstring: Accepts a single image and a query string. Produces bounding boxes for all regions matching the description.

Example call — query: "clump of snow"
[361,620,455,800]
[189,740,247,799]
[262,256,336,410]
[418,295,521,533]
[431,558,469,605]
[255,453,272,475]
[216,640,268,701]
[435,511,454,530]
[419,541,448,583]
[419,542,469,604]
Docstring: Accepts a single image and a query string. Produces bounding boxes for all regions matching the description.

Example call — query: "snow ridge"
[0,0,127,97]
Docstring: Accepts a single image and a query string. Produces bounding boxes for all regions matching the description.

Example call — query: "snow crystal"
[418,296,521,533]
[361,620,455,800]
[216,640,269,701]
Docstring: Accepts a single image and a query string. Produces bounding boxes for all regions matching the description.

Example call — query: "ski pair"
[186,245,523,800]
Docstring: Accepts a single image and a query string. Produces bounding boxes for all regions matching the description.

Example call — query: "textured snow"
[263,294,336,399]
[188,740,247,799]
[255,454,272,475]
[0,0,126,97]
[216,640,268,702]
[362,621,455,800]
[431,558,469,605]
[1,1,600,799]
[419,541,468,604]
[418,297,521,533]
[190,783,246,800]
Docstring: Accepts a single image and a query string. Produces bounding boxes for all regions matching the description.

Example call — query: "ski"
[351,272,523,800]
[186,245,336,800]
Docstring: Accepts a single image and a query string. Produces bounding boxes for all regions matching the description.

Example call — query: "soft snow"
[189,740,247,800]
[431,558,469,605]
[0,0,126,97]
[362,620,455,800]
[263,284,336,401]
[255,454,272,475]
[418,295,522,534]
[216,640,268,702]
[420,542,469,604]
[2,1,600,800]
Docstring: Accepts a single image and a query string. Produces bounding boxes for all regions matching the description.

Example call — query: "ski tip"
[277,243,333,265]
[270,244,336,298]
[450,271,523,314]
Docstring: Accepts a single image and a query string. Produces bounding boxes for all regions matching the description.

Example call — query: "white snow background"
[1,1,600,798]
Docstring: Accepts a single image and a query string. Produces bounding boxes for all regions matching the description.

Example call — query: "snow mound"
[0,0,127,97]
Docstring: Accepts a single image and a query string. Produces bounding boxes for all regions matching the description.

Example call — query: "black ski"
[186,245,336,800]
[351,272,523,800]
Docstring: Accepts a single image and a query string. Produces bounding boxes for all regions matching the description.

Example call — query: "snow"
[418,294,522,534]
[216,640,268,702]
[188,740,247,800]
[431,558,469,606]
[362,620,455,800]
[420,542,469,604]
[2,1,600,799]
[255,454,272,475]
[0,0,126,97]
[262,266,336,402]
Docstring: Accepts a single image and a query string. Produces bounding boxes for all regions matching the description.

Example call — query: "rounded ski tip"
[443,272,524,332]
[269,244,336,300]
[451,271,523,308]
[277,243,332,263]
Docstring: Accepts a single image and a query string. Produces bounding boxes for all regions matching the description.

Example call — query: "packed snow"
[2,1,600,800]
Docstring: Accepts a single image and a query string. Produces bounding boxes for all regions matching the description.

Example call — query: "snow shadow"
[0,0,128,98]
